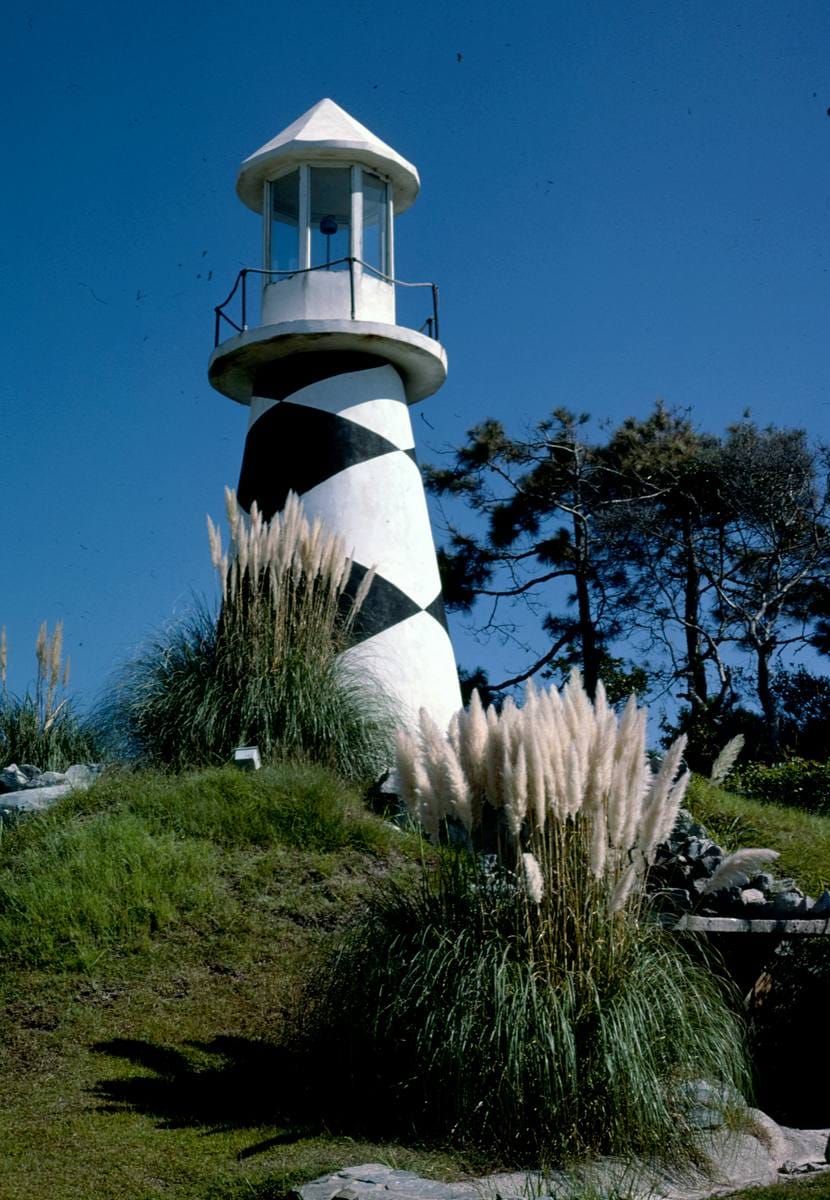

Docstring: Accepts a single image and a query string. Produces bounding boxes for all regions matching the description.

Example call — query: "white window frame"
[359,168,392,279]
[263,163,394,279]
[264,168,303,276]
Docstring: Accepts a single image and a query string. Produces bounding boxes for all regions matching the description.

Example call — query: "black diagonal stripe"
[253,352,387,402]
[238,403,401,518]
[425,592,450,633]
[341,564,422,645]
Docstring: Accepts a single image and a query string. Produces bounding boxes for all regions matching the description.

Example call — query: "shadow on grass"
[91,1035,318,1156]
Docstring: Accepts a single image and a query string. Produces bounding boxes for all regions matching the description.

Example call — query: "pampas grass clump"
[106,490,392,779]
[307,676,751,1166]
[0,622,98,771]
[396,673,690,917]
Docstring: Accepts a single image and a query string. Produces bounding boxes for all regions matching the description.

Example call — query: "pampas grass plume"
[484,707,504,808]
[637,735,687,863]
[701,848,779,895]
[522,851,544,903]
[395,728,420,818]
[35,621,47,676]
[396,671,690,913]
[710,734,745,787]
[505,741,528,839]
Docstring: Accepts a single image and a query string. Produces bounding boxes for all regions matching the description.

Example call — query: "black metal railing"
[213,258,440,347]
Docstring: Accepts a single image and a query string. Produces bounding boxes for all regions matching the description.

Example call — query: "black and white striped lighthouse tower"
[209,99,462,733]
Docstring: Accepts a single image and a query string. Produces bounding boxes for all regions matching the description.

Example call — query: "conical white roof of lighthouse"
[236,98,421,214]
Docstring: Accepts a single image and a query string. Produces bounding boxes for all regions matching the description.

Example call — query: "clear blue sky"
[2,0,828,710]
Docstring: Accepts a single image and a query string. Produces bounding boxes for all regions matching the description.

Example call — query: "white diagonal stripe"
[341,611,462,735]
[301,452,440,608]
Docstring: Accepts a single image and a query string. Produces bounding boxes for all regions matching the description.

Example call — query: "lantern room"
[210,99,446,408]
[234,98,421,326]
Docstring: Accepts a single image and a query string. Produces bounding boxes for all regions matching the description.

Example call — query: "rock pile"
[0,761,103,823]
[648,808,830,920]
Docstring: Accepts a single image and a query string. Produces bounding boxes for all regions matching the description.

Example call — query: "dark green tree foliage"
[707,424,830,747]
[770,667,830,761]
[600,406,729,723]
[428,405,830,759]
[426,410,633,697]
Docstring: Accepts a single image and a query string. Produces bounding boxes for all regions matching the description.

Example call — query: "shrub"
[105,490,393,780]
[0,622,99,770]
[305,676,751,1166]
[732,758,830,815]
[309,859,750,1168]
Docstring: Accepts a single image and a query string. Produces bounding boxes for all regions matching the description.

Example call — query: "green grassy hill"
[1,766,828,1200]
[0,766,466,1200]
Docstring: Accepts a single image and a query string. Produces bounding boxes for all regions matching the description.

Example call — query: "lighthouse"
[208,98,462,734]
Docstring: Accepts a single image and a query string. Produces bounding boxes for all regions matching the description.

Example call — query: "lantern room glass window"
[362,171,388,275]
[269,170,299,273]
[310,166,351,270]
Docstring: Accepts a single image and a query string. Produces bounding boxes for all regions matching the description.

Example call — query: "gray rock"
[294,1119,830,1200]
[0,783,73,810]
[0,765,28,793]
[751,872,775,895]
[299,1166,476,1200]
[24,771,66,788]
[740,887,766,907]
[690,853,720,880]
[679,1079,745,1130]
[811,890,830,917]
[770,877,798,894]
[65,763,102,786]
[673,808,695,835]
[779,1160,824,1175]
[769,890,806,916]
[0,760,101,821]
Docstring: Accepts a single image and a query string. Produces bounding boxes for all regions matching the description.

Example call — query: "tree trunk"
[681,512,708,719]
[756,642,780,754]
[572,509,601,697]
